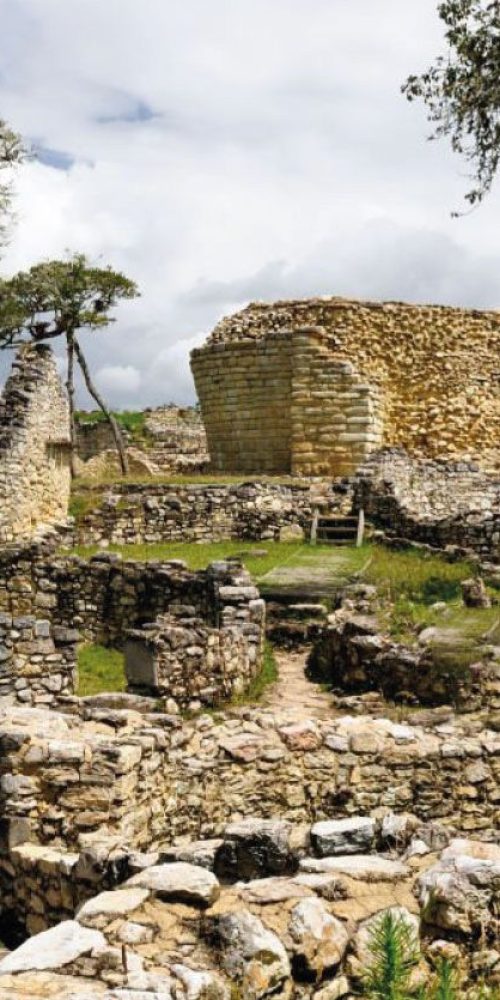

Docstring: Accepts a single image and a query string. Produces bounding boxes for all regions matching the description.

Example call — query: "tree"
[363,911,420,1000]
[0,119,25,249]
[0,254,139,475]
[402,0,500,210]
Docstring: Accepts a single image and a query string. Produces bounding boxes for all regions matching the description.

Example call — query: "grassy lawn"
[69,538,477,594]
[77,644,126,697]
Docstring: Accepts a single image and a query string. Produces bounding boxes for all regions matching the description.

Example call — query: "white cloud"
[95,364,142,399]
[0,0,499,407]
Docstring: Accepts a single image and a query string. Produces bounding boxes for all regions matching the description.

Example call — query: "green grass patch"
[68,540,339,582]
[361,545,476,605]
[68,491,104,519]
[77,644,126,697]
[234,642,279,704]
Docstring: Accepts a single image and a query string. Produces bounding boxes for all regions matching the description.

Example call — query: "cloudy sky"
[1,0,499,407]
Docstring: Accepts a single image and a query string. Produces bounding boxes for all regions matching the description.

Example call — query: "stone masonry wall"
[354,449,500,558]
[191,328,383,476]
[76,406,209,473]
[193,297,500,473]
[0,549,264,648]
[72,480,352,547]
[0,615,77,707]
[0,703,498,931]
[125,601,264,712]
[0,344,71,543]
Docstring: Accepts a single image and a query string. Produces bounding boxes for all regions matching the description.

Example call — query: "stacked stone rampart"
[192,297,500,474]
[192,328,383,476]
[354,449,500,558]
[0,344,71,543]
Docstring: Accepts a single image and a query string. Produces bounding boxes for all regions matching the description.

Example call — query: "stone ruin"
[0,344,71,544]
[0,316,498,996]
[75,404,209,479]
[191,296,500,476]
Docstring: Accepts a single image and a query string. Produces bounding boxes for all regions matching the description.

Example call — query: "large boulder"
[76,888,150,928]
[288,898,349,980]
[210,909,290,999]
[417,839,500,935]
[0,921,105,974]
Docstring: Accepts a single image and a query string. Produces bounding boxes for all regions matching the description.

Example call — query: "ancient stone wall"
[191,329,383,476]
[192,297,500,474]
[0,702,497,933]
[143,405,209,472]
[0,615,77,707]
[126,600,264,712]
[75,419,124,462]
[75,405,209,473]
[71,480,352,547]
[0,344,71,544]
[354,449,500,558]
[0,548,263,647]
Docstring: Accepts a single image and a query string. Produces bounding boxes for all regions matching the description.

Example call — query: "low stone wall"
[0,547,265,647]
[126,598,264,712]
[0,701,498,935]
[1,703,497,858]
[72,480,352,547]
[0,615,77,707]
[354,449,500,558]
[308,611,500,713]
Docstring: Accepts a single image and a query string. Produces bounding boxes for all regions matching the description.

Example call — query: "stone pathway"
[263,648,335,721]
[257,545,362,602]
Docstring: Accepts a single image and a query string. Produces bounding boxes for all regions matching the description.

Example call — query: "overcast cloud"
[1,0,499,407]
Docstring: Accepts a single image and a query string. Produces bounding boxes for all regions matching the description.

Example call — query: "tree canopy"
[0,119,25,247]
[0,254,138,347]
[403,0,500,209]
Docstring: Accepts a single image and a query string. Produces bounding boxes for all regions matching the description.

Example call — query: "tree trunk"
[73,336,129,476]
[66,333,78,479]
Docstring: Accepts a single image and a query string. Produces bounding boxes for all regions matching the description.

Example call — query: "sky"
[1,0,500,408]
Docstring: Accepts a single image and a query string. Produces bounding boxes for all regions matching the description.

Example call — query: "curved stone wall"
[191,297,500,474]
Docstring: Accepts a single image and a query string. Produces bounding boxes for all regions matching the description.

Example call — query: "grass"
[71,472,311,489]
[75,409,147,436]
[77,644,126,697]
[69,540,311,579]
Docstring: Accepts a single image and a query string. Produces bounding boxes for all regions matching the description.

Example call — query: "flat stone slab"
[299,855,410,881]
[0,920,105,974]
[77,887,150,926]
[127,861,220,907]
[238,877,313,904]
